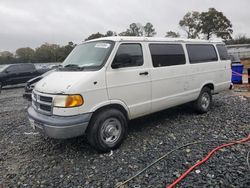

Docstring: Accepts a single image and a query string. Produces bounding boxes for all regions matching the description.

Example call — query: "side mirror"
[112,54,132,69]
[4,70,9,73]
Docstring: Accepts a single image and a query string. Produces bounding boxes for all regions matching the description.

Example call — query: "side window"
[149,44,186,67]
[216,44,230,60]
[112,43,143,68]
[6,65,20,73]
[20,64,34,72]
[186,44,218,64]
[14,64,28,73]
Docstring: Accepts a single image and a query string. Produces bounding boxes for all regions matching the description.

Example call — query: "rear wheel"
[193,87,212,114]
[87,108,127,152]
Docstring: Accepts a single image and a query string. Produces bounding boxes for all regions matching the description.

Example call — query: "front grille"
[40,104,52,112]
[32,91,53,115]
[40,96,53,103]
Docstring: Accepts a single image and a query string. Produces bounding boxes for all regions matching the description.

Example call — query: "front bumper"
[27,107,92,139]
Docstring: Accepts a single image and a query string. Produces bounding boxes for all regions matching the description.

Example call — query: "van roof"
[89,36,224,44]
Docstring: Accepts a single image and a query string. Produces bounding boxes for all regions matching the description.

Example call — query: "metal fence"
[227,44,250,59]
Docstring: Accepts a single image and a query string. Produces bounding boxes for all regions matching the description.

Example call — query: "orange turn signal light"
[65,95,84,107]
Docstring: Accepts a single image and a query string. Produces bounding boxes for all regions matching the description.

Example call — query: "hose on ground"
[166,134,250,188]
[115,139,226,188]
[115,134,250,188]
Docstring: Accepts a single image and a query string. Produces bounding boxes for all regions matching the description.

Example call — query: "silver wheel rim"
[100,117,122,146]
[201,92,210,110]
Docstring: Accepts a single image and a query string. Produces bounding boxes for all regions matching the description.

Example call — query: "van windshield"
[62,40,114,70]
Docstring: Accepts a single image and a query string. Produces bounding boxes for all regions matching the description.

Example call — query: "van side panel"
[150,64,193,112]
[149,42,231,114]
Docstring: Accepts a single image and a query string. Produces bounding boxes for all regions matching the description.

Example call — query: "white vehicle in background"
[28,37,231,152]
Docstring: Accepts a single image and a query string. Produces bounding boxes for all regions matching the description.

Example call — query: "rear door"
[106,42,151,119]
[148,43,188,112]
[20,64,37,82]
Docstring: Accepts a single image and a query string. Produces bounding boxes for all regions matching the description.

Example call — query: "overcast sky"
[0,0,249,52]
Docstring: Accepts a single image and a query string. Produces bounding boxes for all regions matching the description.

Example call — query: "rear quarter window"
[186,44,218,64]
[216,44,230,60]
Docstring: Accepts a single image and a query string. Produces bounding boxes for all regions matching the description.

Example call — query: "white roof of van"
[89,36,224,44]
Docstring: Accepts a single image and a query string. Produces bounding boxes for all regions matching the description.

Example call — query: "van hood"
[35,71,99,94]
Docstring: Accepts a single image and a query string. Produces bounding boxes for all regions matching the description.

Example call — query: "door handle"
[139,71,149,75]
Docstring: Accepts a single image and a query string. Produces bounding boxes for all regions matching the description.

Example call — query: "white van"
[28,37,231,152]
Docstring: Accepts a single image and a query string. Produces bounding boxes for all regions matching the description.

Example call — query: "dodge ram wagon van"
[28,37,231,152]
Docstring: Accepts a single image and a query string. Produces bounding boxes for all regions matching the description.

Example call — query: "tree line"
[0,42,76,65]
[1,8,249,65]
[88,8,234,41]
[84,22,156,41]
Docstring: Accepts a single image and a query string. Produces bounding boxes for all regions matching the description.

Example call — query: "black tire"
[193,87,212,114]
[87,108,127,152]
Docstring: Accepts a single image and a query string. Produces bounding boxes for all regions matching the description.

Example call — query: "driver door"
[106,43,152,119]
[5,65,22,85]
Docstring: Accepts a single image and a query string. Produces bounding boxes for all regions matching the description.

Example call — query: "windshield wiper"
[61,64,84,71]
[64,64,80,68]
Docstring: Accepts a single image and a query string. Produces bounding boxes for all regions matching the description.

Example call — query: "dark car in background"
[0,63,49,92]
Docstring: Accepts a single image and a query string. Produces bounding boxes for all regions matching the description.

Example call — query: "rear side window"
[186,44,218,63]
[149,44,186,67]
[112,43,143,68]
[19,64,34,73]
[216,44,229,60]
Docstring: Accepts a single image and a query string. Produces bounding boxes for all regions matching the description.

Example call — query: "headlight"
[54,95,84,108]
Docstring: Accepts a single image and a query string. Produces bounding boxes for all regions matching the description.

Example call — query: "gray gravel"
[0,87,249,188]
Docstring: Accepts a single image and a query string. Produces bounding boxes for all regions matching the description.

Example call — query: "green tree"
[105,30,117,37]
[0,51,15,64]
[119,23,143,36]
[16,47,35,63]
[85,32,105,41]
[199,8,233,40]
[165,31,180,38]
[179,11,200,39]
[129,23,143,36]
[0,51,13,58]
[56,42,76,62]
[144,22,156,37]
[0,42,76,64]
[119,29,135,36]
[34,43,60,63]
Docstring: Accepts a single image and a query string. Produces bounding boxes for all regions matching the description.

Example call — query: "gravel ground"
[0,87,249,188]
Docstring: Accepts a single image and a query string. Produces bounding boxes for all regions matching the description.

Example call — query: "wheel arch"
[89,100,130,121]
[201,82,215,91]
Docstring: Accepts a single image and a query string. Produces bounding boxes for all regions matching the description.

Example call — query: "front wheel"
[87,108,127,152]
[193,87,212,114]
